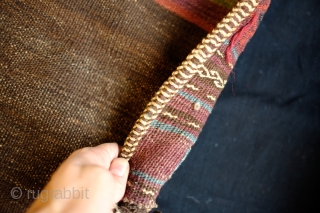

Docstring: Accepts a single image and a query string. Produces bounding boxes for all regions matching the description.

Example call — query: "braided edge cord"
[118,0,262,212]
[121,0,260,160]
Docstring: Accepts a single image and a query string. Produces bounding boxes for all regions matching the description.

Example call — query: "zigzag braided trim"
[121,0,259,160]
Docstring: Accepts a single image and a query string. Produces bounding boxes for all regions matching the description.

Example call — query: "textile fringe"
[115,202,152,213]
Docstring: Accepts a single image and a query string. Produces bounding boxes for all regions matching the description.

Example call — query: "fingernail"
[111,158,128,177]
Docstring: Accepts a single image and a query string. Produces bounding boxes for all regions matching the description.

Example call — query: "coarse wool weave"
[0,0,270,212]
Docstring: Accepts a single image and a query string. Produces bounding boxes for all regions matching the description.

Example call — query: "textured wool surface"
[119,0,270,211]
[0,0,207,212]
[0,0,271,212]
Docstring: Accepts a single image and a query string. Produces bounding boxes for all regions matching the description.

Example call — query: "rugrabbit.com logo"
[11,187,89,202]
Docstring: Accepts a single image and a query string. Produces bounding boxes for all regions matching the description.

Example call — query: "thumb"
[109,158,129,202]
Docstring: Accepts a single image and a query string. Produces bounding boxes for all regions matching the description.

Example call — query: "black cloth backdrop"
[155,0,320,212]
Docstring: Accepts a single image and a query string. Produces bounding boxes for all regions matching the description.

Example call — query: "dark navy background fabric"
[155,0,320,212]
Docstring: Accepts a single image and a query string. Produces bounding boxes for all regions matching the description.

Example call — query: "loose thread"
[226,12,259,65]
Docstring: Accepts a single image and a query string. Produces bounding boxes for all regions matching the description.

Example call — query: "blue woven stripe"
[177,90,212,113]
[131,170,165,185]
[150,120,197,143]
[232,47,239,59]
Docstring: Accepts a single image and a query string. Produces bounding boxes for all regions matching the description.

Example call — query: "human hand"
[26,143,129,213]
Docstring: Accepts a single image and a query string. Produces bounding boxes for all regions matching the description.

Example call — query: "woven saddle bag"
[0,0,270,212]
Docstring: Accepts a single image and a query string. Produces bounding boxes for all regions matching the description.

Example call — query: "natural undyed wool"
[0,0,207,212]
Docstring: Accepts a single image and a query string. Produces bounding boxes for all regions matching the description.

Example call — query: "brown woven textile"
[0,0,270,212]
[0,0,208,212]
